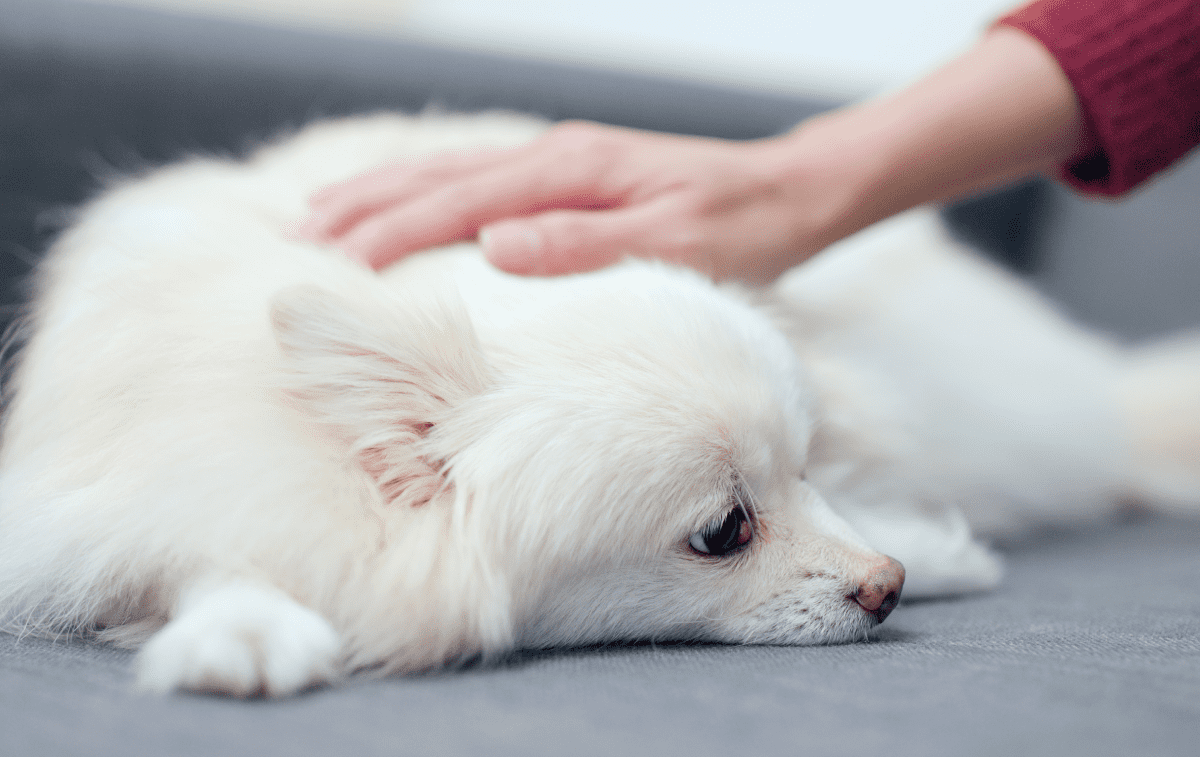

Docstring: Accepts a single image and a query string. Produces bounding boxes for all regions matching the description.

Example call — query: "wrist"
[764,25,1086,263]
[761,109,896,257]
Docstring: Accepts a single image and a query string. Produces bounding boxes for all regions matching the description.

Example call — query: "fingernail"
[339,238,376,268]
[481,224,542,274]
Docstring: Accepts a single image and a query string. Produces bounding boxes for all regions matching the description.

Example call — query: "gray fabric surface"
[3,515,1197,757]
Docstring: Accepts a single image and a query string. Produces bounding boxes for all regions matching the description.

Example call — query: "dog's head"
[271,262,903,671]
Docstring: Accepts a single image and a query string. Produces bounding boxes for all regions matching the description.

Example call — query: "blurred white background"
[84,0,1016,98]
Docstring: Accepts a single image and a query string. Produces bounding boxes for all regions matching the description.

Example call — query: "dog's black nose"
[852,557,905,623]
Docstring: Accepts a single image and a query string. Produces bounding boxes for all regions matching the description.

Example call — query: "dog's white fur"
[1,113,1196,696]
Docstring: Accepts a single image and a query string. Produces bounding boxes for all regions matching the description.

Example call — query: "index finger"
[302,146,517,241]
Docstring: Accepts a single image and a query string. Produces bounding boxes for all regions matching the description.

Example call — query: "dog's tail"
[1119,332,1200,514]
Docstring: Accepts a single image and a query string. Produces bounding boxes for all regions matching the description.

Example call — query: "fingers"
[334,150,622,269]
[481,200,684,276]
[301,147,515,241]
[300,121,647,269]
[293,121,775,278]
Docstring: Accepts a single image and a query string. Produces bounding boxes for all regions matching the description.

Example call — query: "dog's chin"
[515,568,889,652]
[626,610,880,650]
[702,596,884,648]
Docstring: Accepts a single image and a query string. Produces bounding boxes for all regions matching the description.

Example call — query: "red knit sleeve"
[999,0,1200,196]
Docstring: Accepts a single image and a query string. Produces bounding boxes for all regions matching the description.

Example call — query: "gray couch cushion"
[4,515,1197,757]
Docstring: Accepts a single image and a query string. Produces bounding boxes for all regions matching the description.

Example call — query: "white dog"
[0,113,1196,697]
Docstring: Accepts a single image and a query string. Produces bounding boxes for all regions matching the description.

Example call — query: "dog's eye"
[688,506,752,557]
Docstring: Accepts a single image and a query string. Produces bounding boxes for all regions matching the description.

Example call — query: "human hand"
[298,25,1087,283]
[298,121,845,283]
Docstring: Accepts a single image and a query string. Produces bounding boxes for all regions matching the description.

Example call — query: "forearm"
[1002,0,1200,196]
[767,25,1085,254]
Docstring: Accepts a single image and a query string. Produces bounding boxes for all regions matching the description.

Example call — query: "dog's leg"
[136,577,340,697]
[1120,335,1200,511]
[832,494,1004,598]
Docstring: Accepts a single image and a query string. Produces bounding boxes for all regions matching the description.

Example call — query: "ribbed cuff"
[1000,0,1200,196]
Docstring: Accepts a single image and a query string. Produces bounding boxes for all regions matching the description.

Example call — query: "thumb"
[481,207,658,276]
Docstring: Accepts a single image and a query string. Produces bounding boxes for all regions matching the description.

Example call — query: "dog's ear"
[270,285,488,507]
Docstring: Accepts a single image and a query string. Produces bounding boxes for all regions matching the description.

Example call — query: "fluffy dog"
[0,113,1196,697]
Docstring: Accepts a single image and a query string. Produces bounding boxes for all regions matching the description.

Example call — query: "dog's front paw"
[137,580,341,697]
